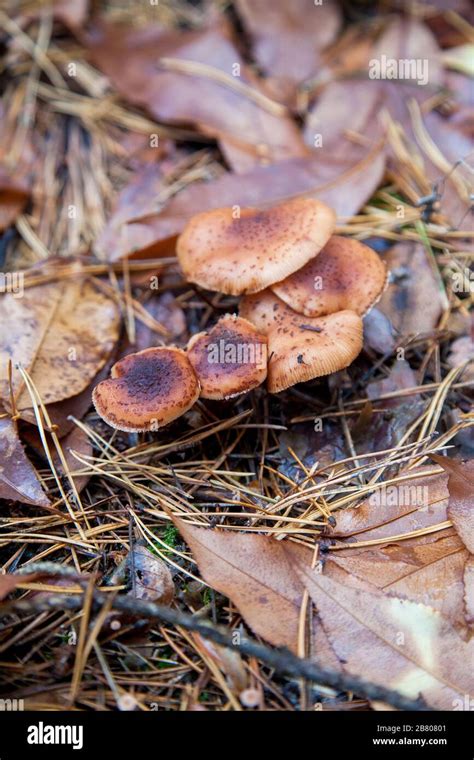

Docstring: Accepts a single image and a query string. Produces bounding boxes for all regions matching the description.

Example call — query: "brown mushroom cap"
[240,290,363,393]
[271,235,387,317]
[176,198,336,296]
[93,347,200,432]
[187,314,267,400]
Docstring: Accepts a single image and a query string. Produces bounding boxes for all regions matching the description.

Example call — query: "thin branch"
[5,566,428,712]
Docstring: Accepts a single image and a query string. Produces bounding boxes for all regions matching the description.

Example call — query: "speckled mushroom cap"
[176,198,337,296]
[271,235,387,318]
[93,347,200,432]
[240,290,363,393]
[187,314,267,400]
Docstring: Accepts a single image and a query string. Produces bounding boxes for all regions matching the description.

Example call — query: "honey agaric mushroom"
[240,290,363,394]
[93,347,200,432]
[187,314,267,400]
[271,236,388,317]
[176,198,336,296]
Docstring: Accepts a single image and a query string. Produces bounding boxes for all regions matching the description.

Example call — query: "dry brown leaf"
[0,279,120,413]
[130,546,174,605]
[326,457,474,630]
[328,533,464,584]
[50,0,89,29]
[303,17,443,162]
[136,293,186,348]
[427,0,472,14]
[97,144,385,261]
[0,167,29,232]
[192,630,248,693]
[305,17,473,230]
[326,468,449,544]
[413,111,474,232]
[288,546,474,710]
[94,164,174,261]
[0,284,60,404]
[173,517,306,652]
[175,518,474,707]
[0,572,37,601]
[447,336,474,381]
[303,78,384,158]
[0,282,61,401]
[328,534,469,629]
[431,455,474,554]
[21,423,93,493]
[87,19,308,174]
[464,556,474,627]
[18,0,89,30]
[367,360,419,403]
[42,352,117,439]
[0,417,50,507]
[387,551,469,631]
[377,243,445,340]
[370,16,443,102]
[357,360,425,453]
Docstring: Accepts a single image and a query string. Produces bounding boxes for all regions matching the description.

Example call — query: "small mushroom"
[240,290,363,393]
[271,235,388,318]
[176,198,336,296]
[93,346,200,432]
[187,314,267,400]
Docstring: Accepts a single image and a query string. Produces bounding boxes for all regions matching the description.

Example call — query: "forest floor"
[0,0,473,712]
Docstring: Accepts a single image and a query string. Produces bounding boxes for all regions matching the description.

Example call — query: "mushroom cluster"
[93,198,387,431]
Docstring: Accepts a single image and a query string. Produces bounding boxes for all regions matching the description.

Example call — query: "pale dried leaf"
[0,279,120,412]
[377,243,445,340]
[193,631,248,693]
[289,546,474,710]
